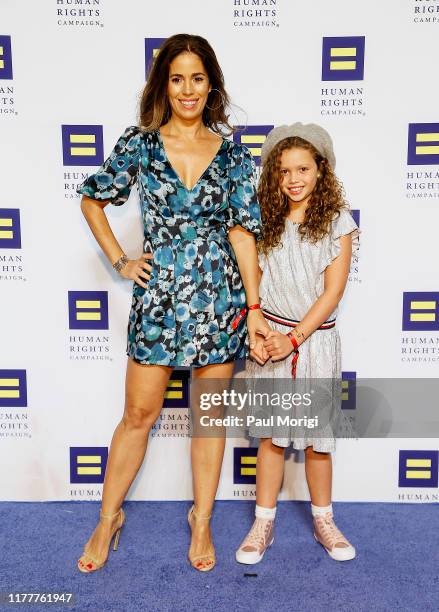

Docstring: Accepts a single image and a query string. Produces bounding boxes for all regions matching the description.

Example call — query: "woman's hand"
[250,334,270,365]
[119,252,153,288]
[263,330,295,362]
[246,309,272,350]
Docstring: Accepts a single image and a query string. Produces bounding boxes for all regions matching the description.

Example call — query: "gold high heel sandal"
[187,505,216,572]
[77,509,125,573]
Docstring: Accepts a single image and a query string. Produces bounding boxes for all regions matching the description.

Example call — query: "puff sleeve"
[77,125,142,206]
[318,208,360,274]
[225,144,262,239]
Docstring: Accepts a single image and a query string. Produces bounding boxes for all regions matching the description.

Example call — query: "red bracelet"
[287,331,299,351]
[286,332,300,379]
[231,303,261,330]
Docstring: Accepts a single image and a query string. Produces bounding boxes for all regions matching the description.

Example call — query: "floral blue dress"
[77,126,262,367]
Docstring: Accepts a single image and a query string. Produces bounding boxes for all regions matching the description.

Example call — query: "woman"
[76,33,270,573]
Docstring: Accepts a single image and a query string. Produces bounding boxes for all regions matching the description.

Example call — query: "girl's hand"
[263,330,295,362]
[119,252,153,288]
[246,309,272,351]
[250,334,269,365]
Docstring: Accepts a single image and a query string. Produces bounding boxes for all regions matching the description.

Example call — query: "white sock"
[311,503,333,517]
[255,504,276,520]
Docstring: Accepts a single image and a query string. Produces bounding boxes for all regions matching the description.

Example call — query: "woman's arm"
[228,225,271,350]
[264,234,352,360]
[80,195,152,288]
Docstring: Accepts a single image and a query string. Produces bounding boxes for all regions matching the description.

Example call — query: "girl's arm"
[81,195,152,288]
[295,233,352,342]
[228,226,271,350]
[264,234,352,361]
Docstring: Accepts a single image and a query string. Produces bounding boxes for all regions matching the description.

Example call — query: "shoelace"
[315,513,347,548]
[242,519,272,551]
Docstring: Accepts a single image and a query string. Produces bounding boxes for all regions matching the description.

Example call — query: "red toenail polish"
[87,563,92,569]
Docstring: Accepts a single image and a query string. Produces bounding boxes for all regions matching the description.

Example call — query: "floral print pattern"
[77,126,262,367]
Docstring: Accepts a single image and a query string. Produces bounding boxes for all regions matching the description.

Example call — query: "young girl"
[235,123,359,564]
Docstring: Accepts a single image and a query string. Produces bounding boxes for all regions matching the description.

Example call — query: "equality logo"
[0,209,21,249]
[68,291,109,330]
[341,371,356,410]
[0,35,13,80]
[61,125,104,166]
[322,36,365,81]
[233,447,258,485]
[163,370,190,409]
[398,450,438,488]
[402,292,439,332]
[70,447,108,484]
[145,38,166,76]
[351,209,360,228]
[0,369,27,408]
[233,125,274,167]
[407,123,439,166]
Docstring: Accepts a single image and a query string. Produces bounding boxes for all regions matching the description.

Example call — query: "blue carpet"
[0,501,438,612]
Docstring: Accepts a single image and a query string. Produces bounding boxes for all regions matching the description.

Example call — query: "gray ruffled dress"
[245,208,360,451]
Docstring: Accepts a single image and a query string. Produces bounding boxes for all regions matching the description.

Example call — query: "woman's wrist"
[113,253,129,273]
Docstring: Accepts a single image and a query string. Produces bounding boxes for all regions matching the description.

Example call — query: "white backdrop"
[1,0,438,503]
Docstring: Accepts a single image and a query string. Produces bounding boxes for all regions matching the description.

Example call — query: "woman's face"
[279,147,319,205]
[167,51,211,121]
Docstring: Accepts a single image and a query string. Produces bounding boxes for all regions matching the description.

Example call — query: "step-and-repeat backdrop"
[1,1,438,503]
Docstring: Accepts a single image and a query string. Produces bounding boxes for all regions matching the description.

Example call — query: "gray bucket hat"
[260,122,336,169]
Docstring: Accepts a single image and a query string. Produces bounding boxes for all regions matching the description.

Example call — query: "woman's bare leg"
[78,358,172,570]
[189,361,235,569]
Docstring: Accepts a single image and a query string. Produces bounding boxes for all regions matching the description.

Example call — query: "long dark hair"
[258,137,347,254]
[139,34,233,135]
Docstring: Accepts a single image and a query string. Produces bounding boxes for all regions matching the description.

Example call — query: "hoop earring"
[205,88,226,111]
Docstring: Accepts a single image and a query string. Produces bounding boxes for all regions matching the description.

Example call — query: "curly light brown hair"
[258,136,347,255]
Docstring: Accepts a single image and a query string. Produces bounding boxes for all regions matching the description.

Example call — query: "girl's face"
[167,51,211,121]
[279,147,319,205]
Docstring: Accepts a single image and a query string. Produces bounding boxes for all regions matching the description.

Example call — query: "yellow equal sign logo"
[330,47,357,71]
[415,132,439,156]
[341,379,349,402]
[76,299,101,321]
[0,45,4,70]
[164,378,183,400]
[240,134,267,158]
[76,454,103,476]
[240,454,257,477]
[69,133,96,157]
[0,216,13,240]
[405,458,432,481]
[0,377,20,399]
[409,299,436,323]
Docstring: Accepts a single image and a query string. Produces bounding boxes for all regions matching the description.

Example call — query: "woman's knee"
[122,401,162,431]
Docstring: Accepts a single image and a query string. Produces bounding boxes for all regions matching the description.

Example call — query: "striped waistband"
[262,308,336,329]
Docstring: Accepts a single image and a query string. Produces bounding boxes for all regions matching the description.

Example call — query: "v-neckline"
[157,129,226,193]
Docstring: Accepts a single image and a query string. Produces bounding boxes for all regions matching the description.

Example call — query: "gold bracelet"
[293,328,306,341]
